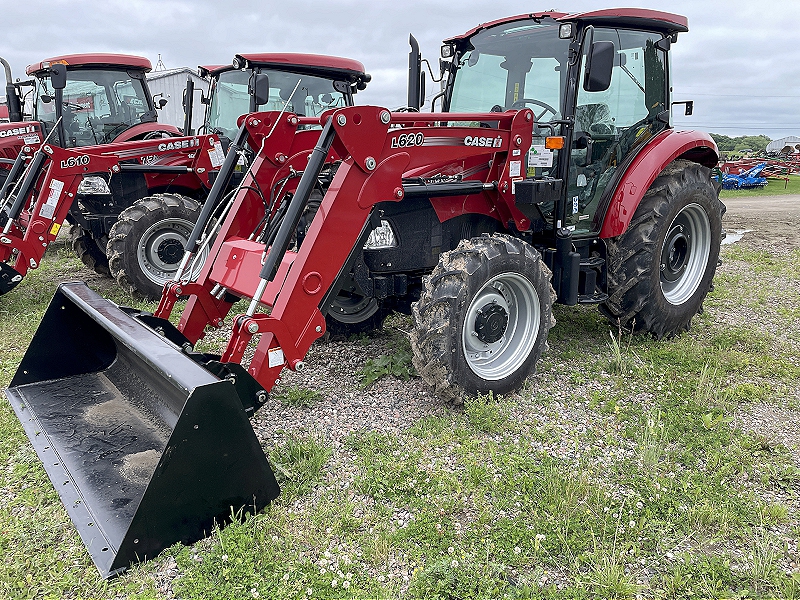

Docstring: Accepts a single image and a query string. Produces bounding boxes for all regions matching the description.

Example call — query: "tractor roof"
[444,8,688,43]
[26,53,152,75]
[201,53,368,83]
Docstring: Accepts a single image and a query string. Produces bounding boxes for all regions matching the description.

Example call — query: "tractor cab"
[198,53,370,143]
[22,54,177,148]
[421,10,707,239]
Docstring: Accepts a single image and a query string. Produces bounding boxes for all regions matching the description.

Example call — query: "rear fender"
[598,129,718,239]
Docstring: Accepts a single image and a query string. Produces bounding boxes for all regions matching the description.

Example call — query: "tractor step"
[578,291,609,304]
[578,255,606,303]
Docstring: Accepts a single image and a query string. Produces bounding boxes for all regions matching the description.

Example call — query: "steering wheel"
[511,98,559,123]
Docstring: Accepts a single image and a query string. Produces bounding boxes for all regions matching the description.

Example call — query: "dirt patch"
[84,398,140,428]
[120,449,161,485]
[722,194,800,248]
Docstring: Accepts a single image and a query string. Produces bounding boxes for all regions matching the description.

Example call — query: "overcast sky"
[2,0,799,139]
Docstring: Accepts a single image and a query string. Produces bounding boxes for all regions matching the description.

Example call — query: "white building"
[146,67,208,133]
[766,136,800,154]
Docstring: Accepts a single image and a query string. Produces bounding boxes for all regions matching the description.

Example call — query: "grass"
[1,233,799,598]
[720,173,800,197]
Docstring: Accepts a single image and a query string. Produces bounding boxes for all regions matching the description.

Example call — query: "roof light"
[545,136,565,150]
[441,44,453,59]
[559,23,573,39]
[232,56,247,70]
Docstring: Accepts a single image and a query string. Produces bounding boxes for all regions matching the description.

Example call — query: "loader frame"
[155,106,535,393]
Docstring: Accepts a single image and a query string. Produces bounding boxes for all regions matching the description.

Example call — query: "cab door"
[566,28,670,234]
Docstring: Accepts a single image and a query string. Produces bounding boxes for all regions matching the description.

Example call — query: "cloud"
[2,0,798,137]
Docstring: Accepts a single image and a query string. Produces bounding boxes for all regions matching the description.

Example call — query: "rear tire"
[601,159,722,337]
[70,225,110,276]
[411,234,555,402]
[325,292,389,337]
[108,193,202,300]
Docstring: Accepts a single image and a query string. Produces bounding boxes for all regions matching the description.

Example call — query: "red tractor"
[8,9,722,577]
[0,53,180,183]
[0,53,369,298]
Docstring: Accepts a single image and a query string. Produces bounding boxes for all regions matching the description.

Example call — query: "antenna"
[154,54,167,72]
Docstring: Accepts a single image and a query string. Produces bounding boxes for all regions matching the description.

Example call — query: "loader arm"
[0,133,224,294]
[161,106,534,392]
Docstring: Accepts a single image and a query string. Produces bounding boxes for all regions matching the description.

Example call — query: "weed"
[640,411,666,467]
[584,553,637,598]
[269,432,330,500]
[273,385,321,407]
[464,391,510,433]
[606,319,638,374]
[359,349,417,387]
[748,534,780,593]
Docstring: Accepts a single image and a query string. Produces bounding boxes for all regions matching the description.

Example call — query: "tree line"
[709,133,772,154]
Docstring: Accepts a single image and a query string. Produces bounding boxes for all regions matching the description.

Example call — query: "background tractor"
[0,53,369,298]
[7,8,723,577]
[0,53,179,184]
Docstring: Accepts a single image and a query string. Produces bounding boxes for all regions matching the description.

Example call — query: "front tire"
[69,225,110,276]
[601,159,722,337]
[411,234,555,402]
[108,193,203,300]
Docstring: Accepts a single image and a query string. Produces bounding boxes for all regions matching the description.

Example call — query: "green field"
[1,235,799,599]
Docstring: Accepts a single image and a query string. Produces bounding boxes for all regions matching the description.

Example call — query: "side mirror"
[50,63,67,90]
[250,73,270,107]
[584,41,614,92]
[158,98,168,109]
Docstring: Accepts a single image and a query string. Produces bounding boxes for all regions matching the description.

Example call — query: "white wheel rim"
[462,272,540,381]
[660,203,711,305]
[137,218,207,286]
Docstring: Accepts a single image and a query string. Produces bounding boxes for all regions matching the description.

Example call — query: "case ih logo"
[158,138,200,152]
[60,155,90,169]
[464,135,503,148]
[0,125,36,138]
[390,132,425,148]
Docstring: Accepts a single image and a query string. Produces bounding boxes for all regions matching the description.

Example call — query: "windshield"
[36,68,151,148]
[207,69,349,139]
[447,18,570,120]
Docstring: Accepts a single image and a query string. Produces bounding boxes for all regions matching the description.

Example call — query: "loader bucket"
[5,282,280,578]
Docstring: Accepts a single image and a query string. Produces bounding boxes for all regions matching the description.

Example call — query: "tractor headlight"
[77,176,111,195]
[559,23,574,39]
[364,219,397,250]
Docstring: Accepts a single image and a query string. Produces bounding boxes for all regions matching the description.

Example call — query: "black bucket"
[5,282,279,577]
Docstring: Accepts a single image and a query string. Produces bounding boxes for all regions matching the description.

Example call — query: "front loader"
[7,8,723,577]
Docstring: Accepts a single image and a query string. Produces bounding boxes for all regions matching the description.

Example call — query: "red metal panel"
[26,54,152,75]
[599,130,718,239]
[444,8,687,43]
[236,53,366,76]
